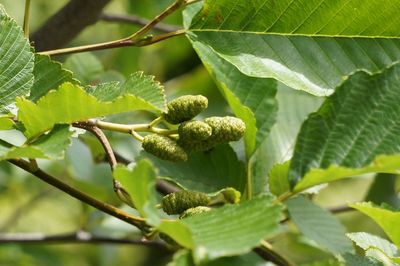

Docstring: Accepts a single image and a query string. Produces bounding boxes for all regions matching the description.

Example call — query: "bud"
[162,190,211,215]
[179,206,212,219]
[163,95,208,124]
[178,120,212,142]
[142,134,188,162]
[204,116,246,143]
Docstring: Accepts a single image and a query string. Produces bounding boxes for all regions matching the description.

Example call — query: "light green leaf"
[29,54,76,102]
[342,253,385,266]
[145,144,246,194]
[350,202,400,248]
[0,125,72,160]
[86,72,166,111]
[347,232,400,261]
[162,195,281,264]
[17,82,162,138]
[113,161,160,226]
[293,155,400,193]
[268,161,290,197]
[0,5,34,111]
[289,63,400,188]
[0,116,15,130]
[189,0,400,96]
[191,40,277,157]
[286,196,353,255]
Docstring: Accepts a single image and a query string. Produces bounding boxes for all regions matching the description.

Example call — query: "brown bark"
[31,0,111,51]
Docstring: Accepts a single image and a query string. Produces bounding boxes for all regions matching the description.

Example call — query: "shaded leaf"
[342,253,384,266]
[145,144,246,194]
[0,125,72,160]
[289,64,400,188]
[286,196,353,254]
[365,173,400,209]
[0,5,34,111]
[269,161,290,197]
[29,54,76,102]
[189,0,400,96]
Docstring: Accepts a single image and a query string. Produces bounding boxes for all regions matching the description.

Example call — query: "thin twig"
[39,30,185,56]
[23,0,31,38]
[253,240,294,266]
[0,231,169,251]
[7,158,145,229]
[99,13,181,33]
[72,121,117,169]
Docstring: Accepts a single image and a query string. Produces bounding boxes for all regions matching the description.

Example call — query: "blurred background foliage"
[0,0,398,265]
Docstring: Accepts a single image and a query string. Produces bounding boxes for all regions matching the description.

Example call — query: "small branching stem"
[254,240,295,266]
[23,0,31,38]
[94,120,178,138]
[38,0,191,56]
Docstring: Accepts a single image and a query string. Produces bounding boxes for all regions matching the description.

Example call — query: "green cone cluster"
[163,95,208,124]
[142,134,187,162]
[178,116,246,152]
[161,190,211,215]
[141,94,245,162]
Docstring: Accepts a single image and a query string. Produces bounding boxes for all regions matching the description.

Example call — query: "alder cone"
[204,116,246,143]
[142,134,187,162]
[178,120,212,142]
[162,190,210,215]
[163,95,208,124]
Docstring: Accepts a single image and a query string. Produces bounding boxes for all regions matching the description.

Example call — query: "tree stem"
[8,158,145,229]
[0,231,169,251]
[23,0,31,38]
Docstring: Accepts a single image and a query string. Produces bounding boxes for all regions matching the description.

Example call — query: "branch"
[99,13,181,33]
[0,231,169,251]
[31,0,111,51]
[254,240,294,266]
[7,158,145,229]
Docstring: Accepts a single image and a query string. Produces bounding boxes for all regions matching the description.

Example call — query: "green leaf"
[17,82,162,138]
[347,232,400,261]
[188,0,400,96]
[0,116,15,130]
[0,125,72,160]
[64,53,104,85]
[286,196,353,254]
[365,174,400,209]
[350,202,400,248]
[29,54,76,102]
[342,253,385,266]
[162,195,281,264]
[191,40,277,157]
[293,155,400,193]
[251,85,322,196]
[289,63,400,188]
[0,5,34,111]
[113,161,160,226]
[268,161,290,197]
[168,249,271,266]
[145,144,246,194]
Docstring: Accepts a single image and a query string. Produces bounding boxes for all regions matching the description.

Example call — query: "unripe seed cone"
[142,134,188,162]
[163,95,208,124]
[177,138,216,152]
[179,206,212,219]
[162,190,211,215]
[204,116,246,143]
[178,120,212,142]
